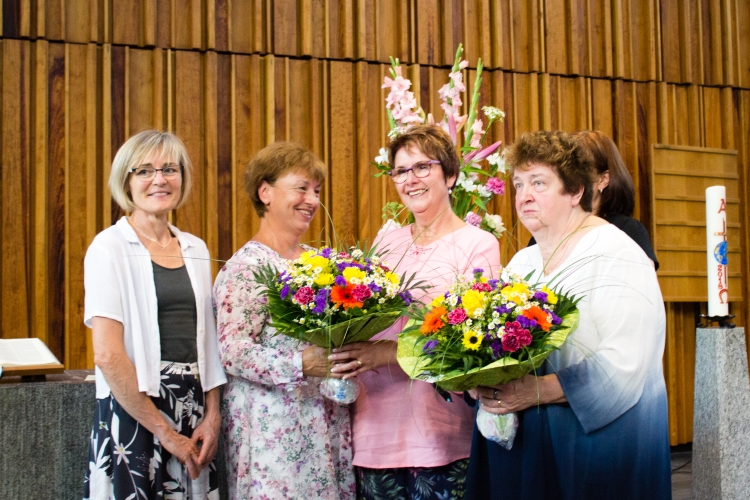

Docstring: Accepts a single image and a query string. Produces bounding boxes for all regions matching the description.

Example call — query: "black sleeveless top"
[152,262,198,363]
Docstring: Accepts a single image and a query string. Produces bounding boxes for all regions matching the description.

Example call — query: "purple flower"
[278,271,292,284]
[490,340,504,359]
[334,275,347,287]
[336,261,365,272]
[488,279,499,290]
[423,339,439,354]
[399,291,413,305]
[550,311,562,325]
[486,177,505,195]
[280,284,292,300]
[473,267,484,275]
[533,291,548,302]
[495,305,512,315]
[368,282,382,293]
[464,211,482,227]
[311,288,329,314]
[517,315,537,329]
[319,247,333,259]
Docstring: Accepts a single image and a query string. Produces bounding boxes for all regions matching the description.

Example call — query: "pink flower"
[464,212,482,227]
[472,282,492,292]
[486,177,505,195]
[351,284,372,302]
[294,286,315,305]
[447,308,468,325]
[470,119,485,147]
[502,321,531,352]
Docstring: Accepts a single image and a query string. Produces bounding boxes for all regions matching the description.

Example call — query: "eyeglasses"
[388,160,440,184]
[129,164,183,181]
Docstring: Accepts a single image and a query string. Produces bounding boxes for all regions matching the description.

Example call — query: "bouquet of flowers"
[254,245,422,403]
[397,267,580,449]
[374,43,508,238]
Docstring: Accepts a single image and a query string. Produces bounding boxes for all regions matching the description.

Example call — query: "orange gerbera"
[522,305,552,332]
[421,306,447,335]
[330,284,364,310]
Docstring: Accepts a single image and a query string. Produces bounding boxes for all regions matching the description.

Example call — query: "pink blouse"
[352,224,502,468]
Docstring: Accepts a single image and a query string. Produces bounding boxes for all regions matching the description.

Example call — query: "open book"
[0,338,64,377]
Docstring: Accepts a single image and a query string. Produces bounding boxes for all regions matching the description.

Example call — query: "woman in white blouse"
[83,130,226,499]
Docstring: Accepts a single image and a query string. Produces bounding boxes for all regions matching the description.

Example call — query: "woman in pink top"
[330,125,501,499]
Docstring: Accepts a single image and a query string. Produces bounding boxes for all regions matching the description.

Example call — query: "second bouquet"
[397,267,580,449]
[254,245,421,404]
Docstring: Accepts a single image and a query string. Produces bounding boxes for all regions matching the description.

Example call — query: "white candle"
[706,186,729,317]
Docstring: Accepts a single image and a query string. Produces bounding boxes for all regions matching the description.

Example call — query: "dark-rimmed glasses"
[129,164,183,181]
[388,160,440,184]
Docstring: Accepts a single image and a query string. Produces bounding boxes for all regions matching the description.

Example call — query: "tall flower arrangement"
[375,44,508,238]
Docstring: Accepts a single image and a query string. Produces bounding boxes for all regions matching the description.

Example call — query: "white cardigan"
[84,216,226,399]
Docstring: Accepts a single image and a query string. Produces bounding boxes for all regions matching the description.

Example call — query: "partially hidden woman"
[212,142,355,498]
[329,125,502,499]
[529,130,658,269]
[466,130,671,499]
[83,130,227,499]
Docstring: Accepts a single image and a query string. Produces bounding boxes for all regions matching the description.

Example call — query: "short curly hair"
[505,130,596,212]
[244,142,327,217]
[388,125,460,185]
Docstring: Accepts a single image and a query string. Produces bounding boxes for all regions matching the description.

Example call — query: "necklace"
[129,217,172,251]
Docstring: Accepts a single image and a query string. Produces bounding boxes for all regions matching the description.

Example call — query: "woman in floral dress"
[213,142,355,499]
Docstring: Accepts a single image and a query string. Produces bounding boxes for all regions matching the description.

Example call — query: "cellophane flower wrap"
[254,245,422,404]
[374,43,508,239]
[397,267,580,449]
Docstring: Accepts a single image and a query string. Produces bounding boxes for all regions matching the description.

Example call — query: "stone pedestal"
[693,327,750,499]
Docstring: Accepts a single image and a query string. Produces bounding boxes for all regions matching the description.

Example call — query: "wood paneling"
[2,0,748,86]
[3,0,750,446]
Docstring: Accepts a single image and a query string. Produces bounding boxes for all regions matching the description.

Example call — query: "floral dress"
[213,241,355,499]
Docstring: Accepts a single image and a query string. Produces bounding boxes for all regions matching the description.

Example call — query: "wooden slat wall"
[3,0,750,445]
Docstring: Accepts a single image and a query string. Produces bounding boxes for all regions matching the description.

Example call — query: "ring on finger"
[357,359,363,367]
[493,389,499,399]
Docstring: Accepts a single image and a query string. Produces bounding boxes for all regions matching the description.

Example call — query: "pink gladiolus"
[448,114,458,145]
[470,119,484,147]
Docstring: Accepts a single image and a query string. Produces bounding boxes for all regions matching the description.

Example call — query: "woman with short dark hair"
[466,130,671,499]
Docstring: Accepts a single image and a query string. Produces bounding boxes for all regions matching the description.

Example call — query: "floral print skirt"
[83,362,220,500]
[356,459,469,500]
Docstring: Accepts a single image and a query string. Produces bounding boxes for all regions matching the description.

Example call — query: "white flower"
[482,213,506,237]
[487,150,508,174]
[351,248,364,259]
[482,106,505,122]
[476,184,491,198]
[374,147,389,165]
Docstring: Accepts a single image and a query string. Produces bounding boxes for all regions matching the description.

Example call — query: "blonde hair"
[244,142,327,217]
[109,130,193,212]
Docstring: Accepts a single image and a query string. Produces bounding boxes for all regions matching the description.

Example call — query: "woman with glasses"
[83,130,226,499]
[329,125,501,499]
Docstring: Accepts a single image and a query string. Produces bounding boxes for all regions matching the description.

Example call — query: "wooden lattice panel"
[650,144,741,302]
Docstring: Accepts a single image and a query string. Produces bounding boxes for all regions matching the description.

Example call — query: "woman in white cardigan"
[83,131,226,499]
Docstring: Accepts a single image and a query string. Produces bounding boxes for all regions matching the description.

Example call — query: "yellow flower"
[314,273,335,286]
[343,267,366,283]
[542,285,558,305]
[298,250,316,263]
[430,295,445,308]
[385,271,400,285]
[462,290,487,317]
[307,255,330,271]
[501,282,530,305]
[462,330,482,351]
